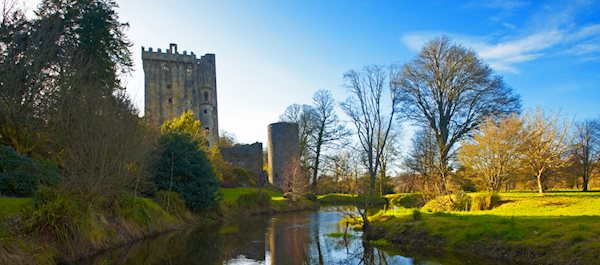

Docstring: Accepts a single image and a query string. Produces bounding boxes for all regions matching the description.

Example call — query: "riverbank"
[369,192,600,265]
[0,191,204,265]
[219,188,319,218]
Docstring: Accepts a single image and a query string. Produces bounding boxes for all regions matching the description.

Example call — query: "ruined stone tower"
[267,122,300,190]
[142,43,219,145]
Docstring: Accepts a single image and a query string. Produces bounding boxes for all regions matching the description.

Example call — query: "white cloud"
[400,23,600,73]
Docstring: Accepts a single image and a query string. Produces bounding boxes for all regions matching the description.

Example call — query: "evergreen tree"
[151,133,221,210]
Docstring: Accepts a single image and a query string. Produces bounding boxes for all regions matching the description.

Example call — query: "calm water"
[72,207,511,265]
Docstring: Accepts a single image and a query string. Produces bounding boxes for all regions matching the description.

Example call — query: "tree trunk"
[537,174,545,194]
[582,175,589,192]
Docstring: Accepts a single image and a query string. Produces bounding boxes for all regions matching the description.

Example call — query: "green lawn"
[370,191,600,264]
[220,187,284,202]
[317,193,387,205]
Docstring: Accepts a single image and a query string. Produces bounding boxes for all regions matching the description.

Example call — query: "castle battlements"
[141,43,214,64]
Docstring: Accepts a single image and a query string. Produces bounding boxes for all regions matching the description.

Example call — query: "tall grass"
[19,188,90,256]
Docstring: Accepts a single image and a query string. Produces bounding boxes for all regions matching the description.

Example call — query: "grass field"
[220,187,284,202]
[370,191,600,264]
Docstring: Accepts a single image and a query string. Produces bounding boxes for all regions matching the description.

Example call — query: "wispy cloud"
[401,18,600,73]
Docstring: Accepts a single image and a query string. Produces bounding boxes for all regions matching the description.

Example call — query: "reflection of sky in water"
[224,206,418,265]
[72,206,507,265]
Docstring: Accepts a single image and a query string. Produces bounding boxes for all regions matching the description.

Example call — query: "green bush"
[0,146,59,197]
[236,190,271,213]
[470,193,501,211]
[150,133,222,211]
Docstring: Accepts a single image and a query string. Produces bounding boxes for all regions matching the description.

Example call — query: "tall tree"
[151,132,221,210]
[395,36,521,194]
[458,115,525,192]
[521,109,570,194]
[36,0,132,92]
[571,119,600,192]
[341,65,400,194]
[307,89,350,192]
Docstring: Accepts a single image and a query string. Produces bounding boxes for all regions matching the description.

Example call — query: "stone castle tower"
[142,43,219,145]
[268,122,300,190]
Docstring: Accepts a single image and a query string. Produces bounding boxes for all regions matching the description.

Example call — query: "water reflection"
[72,207,511,265]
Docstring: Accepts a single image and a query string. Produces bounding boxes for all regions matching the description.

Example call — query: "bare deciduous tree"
[279,104,317,172]
[458,115,525,192]
[308,89,350,193]
[571,119,600,192]
[521,109,570,194]
[341,64,400,195]
[395,36,521,195]
[283,157,309,201]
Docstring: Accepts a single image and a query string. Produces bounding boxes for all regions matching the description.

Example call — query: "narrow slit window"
[204,91,209,102]
[168,98,172,103]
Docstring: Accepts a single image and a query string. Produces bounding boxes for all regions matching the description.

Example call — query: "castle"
[142,43,219,145]
[142,44,299,191]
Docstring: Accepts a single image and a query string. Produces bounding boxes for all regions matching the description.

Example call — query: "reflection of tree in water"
[73,224,225,265]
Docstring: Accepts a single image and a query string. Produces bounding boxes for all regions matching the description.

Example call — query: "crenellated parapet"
[141,45,214,65]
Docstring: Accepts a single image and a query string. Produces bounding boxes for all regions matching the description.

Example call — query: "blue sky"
[27,0,600,145]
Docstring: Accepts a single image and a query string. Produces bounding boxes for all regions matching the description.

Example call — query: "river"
[71,206,510,265]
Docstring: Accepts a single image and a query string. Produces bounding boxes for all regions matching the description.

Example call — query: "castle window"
[168,98,172,103]
[204,91,209,102]
[203,109,208,114]
[163,65,169,71]
[166,85,171,89]
[186,67,193,74]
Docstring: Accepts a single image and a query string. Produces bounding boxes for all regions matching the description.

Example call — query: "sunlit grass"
[371,191,600,264]
[219,188,283,202]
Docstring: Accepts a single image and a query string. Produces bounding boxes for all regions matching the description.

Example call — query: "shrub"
[0,146,59,197]
[150,133,222,211]
[470,193,501,211]
[154,191,191,220]
[389,194,426,208]
[422,191,472,212]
